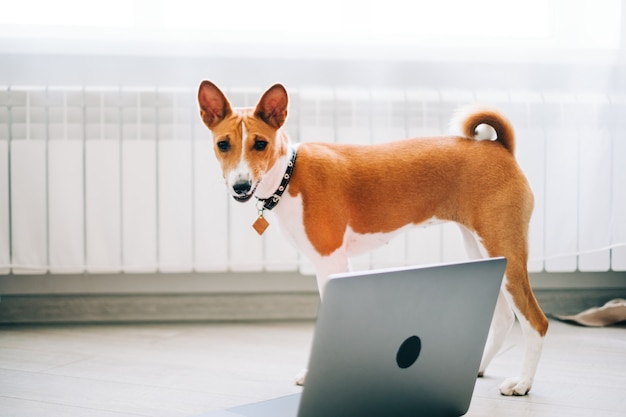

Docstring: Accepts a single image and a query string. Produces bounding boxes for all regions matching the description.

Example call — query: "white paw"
[499,376,532,396]
[294,368,308,386]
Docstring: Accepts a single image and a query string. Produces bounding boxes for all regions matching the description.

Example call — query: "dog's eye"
[216,140,230,152]
[253,140,268,151]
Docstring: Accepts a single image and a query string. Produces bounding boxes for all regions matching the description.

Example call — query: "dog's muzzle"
[232,180,256,203]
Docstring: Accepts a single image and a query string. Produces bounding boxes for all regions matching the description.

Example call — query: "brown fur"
[289,138,547,336]
[198,81,549,393]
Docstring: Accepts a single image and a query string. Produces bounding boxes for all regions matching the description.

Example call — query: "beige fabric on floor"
[553,299,626,327]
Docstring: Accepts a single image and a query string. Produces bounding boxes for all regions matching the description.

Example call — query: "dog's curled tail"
[452,106,516,155]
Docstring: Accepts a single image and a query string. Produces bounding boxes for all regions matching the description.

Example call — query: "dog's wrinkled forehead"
[211,108,278,141]
[210,108,248,140]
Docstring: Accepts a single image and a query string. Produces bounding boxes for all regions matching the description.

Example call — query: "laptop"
[198,257,506,417]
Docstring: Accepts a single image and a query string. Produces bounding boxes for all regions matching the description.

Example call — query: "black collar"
[256,148,297,211]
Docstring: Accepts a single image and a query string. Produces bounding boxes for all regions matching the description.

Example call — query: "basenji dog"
[197,80,548,396]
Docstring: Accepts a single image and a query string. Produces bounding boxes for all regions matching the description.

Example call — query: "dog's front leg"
[312,249,351,300]
[294,368,309,386]
[295,249,351,386]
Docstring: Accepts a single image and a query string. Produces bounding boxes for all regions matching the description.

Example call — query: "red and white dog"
[198,81,548,396]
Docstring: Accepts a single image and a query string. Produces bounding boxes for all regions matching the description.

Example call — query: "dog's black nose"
[233,181,252,195]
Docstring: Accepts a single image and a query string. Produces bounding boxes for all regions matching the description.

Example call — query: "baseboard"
[0,292,320,324]
[1,288,625,324]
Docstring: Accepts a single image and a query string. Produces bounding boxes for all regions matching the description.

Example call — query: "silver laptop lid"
[297,257,506,417]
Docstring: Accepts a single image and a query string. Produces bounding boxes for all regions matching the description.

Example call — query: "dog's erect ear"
[198,80,232,128]
[254,84,288,129]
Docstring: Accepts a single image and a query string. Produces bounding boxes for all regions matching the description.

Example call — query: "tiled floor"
[0,319,624,416]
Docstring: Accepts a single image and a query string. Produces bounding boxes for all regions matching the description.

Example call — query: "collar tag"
[252,212,270,235]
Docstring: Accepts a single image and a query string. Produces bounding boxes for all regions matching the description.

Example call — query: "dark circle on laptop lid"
[396,335,422,369]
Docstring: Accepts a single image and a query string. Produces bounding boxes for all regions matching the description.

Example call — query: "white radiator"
[0,86,624,275]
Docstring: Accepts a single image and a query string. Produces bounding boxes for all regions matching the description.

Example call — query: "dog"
[197,80,549,396]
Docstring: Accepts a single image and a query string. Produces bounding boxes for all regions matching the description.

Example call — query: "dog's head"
[198,81,289,202]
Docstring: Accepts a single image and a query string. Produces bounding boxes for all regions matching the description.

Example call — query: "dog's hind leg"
[459,226,515,378]
[497,262,547,396]
[460,225,488,259]
[476,224,548,395]
[461,227,548,395]
[478,289,515,377]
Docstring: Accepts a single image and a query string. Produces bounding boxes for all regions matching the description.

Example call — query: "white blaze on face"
[226,121,253,190]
